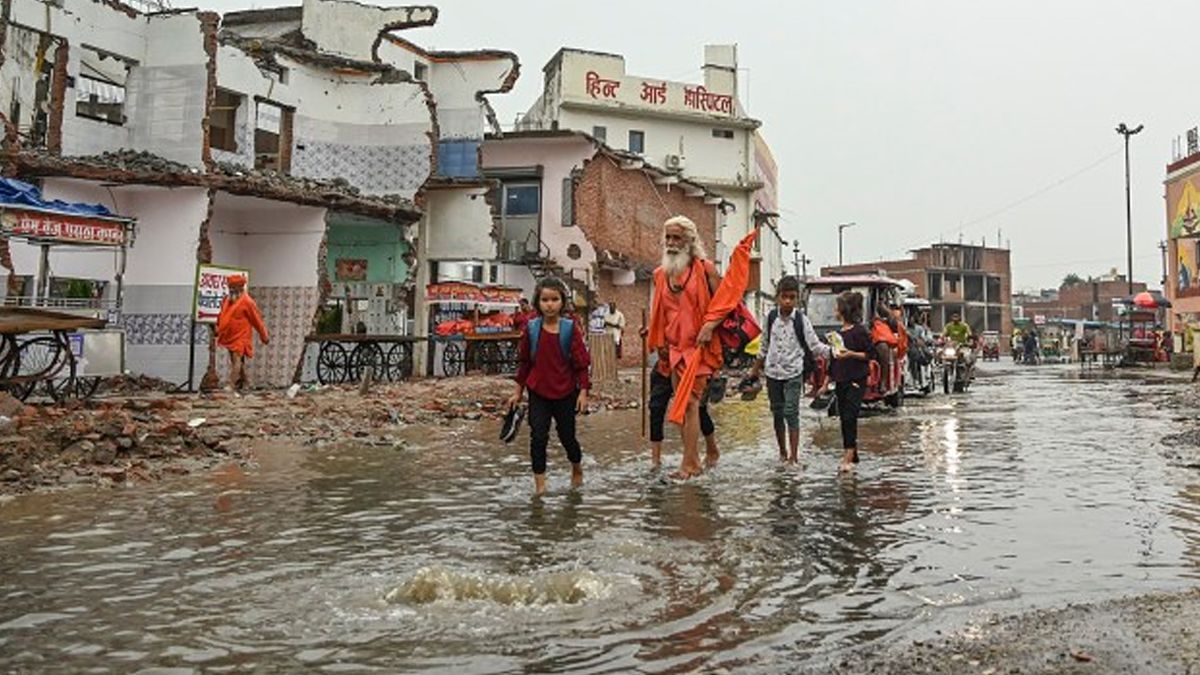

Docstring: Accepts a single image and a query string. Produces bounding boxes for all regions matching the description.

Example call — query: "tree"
[1061,273,1084,288]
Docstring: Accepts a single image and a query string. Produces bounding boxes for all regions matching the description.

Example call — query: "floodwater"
[2,364,1200,673]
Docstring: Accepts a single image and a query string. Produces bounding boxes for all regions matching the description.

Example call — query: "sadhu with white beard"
[647,215,757,480]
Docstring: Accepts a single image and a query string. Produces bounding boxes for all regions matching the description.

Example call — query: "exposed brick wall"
[595,275,651,367]
[1022,279,1147,322]
[575,153,718,367]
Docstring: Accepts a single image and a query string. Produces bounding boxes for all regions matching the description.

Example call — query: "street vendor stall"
[0,307,106,401]
[1118,291,1171,365]
[0,179,134,399]
[426,282,522,377]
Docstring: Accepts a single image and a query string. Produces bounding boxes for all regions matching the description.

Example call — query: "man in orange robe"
[647,216,757,479]
[216,274,269,390]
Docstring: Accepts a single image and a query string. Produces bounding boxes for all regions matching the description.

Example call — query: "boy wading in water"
[749,275,825,464]
[507,278,591,495]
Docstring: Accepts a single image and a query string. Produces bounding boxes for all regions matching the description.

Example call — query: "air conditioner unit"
[665,153,686,171]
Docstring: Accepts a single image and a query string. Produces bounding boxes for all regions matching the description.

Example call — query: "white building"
[0,0,516,386]
[517,46,786,311]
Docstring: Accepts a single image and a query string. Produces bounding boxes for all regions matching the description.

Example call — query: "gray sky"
[202,0,1196,291]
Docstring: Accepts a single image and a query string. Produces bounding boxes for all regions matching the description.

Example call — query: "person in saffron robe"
[647,216,757,480]
[216,274,269,391]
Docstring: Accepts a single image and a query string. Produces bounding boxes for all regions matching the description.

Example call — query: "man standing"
[604,301,627,359]
[514,297,536,333]
[216,274,269,391]
[647,215,724,479]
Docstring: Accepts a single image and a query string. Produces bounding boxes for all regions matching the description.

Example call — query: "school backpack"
[527,317,575,363]
[766,308,816,377]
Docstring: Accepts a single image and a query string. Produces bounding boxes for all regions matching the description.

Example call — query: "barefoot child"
[507,277,591,495]
[748,275,825,463]
[831,291,873,473]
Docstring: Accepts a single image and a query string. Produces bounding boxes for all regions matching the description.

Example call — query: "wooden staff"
[641,308,648,439]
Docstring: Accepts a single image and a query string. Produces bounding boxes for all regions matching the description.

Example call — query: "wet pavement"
[1,362,1199,672]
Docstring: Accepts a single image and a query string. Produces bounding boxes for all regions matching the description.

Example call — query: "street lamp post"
[837,222,856,266]
[792,240,801,276]
[1116,123,1143,296]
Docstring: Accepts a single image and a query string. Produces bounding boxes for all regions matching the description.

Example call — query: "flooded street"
[2,364,1200,672]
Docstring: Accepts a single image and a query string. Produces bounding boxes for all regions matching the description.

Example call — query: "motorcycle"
[938,340,974,394]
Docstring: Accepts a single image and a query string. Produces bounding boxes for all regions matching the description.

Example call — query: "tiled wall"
[118,284,203,386]
[211,122,254,168]
[290,141,430,197]
[243,286,320,387]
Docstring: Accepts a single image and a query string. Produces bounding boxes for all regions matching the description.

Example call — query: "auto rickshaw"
[981,331,1001,361]
[803,275,906,408]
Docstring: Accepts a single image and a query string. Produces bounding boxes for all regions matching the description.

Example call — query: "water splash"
[385,565,620,606]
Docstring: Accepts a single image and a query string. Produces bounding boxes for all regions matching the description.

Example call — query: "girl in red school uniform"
[506,277,591,496]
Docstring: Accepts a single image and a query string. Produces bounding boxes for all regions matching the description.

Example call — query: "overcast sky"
[203,0,1197,291]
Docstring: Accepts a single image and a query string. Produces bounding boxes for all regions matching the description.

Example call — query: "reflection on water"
[1,364,1199,672]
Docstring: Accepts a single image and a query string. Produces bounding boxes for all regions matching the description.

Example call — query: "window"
[928,273,943,300]
[712,128,734,139]
[499,182,541,262]
[946,273,960,295]
[964,274,984,302]
[592,126,606,143]
[561,176,574,226]
[628,130,645,154]
[986,276,1002,304]
[413,61,428,82]
[75,47,132,125]
[504,184,540,216]
[210,88,243,153]
[254,100,293,172]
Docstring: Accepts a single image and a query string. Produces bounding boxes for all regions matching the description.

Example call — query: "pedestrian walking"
[507,277,591,496]
[215,274,269,391]
[604,301,627,359]
[830,291,873,473]
[748,275,825,463]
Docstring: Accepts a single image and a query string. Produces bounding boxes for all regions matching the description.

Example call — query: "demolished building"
[0,0,518,386]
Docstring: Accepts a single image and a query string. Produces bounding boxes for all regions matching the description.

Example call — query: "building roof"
[804,274,905,288]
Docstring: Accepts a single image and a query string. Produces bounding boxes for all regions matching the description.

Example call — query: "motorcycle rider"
[942,312,976,382]
[944,312,973,348]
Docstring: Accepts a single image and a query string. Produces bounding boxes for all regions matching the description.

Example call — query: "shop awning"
[0,178,134,247]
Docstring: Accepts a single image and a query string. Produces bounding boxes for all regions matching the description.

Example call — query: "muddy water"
[2,364,1199,672]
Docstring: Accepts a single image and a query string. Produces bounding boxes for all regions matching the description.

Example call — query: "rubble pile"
[0,375,643,496]
[78,149,196,175]
[0,396,235,494]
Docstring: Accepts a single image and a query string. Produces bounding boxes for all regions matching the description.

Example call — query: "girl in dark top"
[830,291,873,473]
[507,277,592,496]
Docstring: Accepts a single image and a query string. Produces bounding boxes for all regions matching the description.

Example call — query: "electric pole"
[837,222,857,266]
[1117,122,1144,296]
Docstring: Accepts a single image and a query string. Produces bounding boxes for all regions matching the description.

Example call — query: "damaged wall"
[480,135,598,287]
[575,154,719,366]
[3,0,209,166]
[214,47,432,197]
[299,0,435,63]
[421,188,495,261]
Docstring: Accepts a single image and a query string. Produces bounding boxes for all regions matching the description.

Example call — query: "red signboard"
[1,209,127,246]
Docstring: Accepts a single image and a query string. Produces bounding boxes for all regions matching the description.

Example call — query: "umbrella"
[1132,291,1171,309]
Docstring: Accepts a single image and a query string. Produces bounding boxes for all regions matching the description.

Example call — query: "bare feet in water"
[838,449,859,473]
[571,463,583,488]
[533,473,547,496]
[651,445,662,470]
